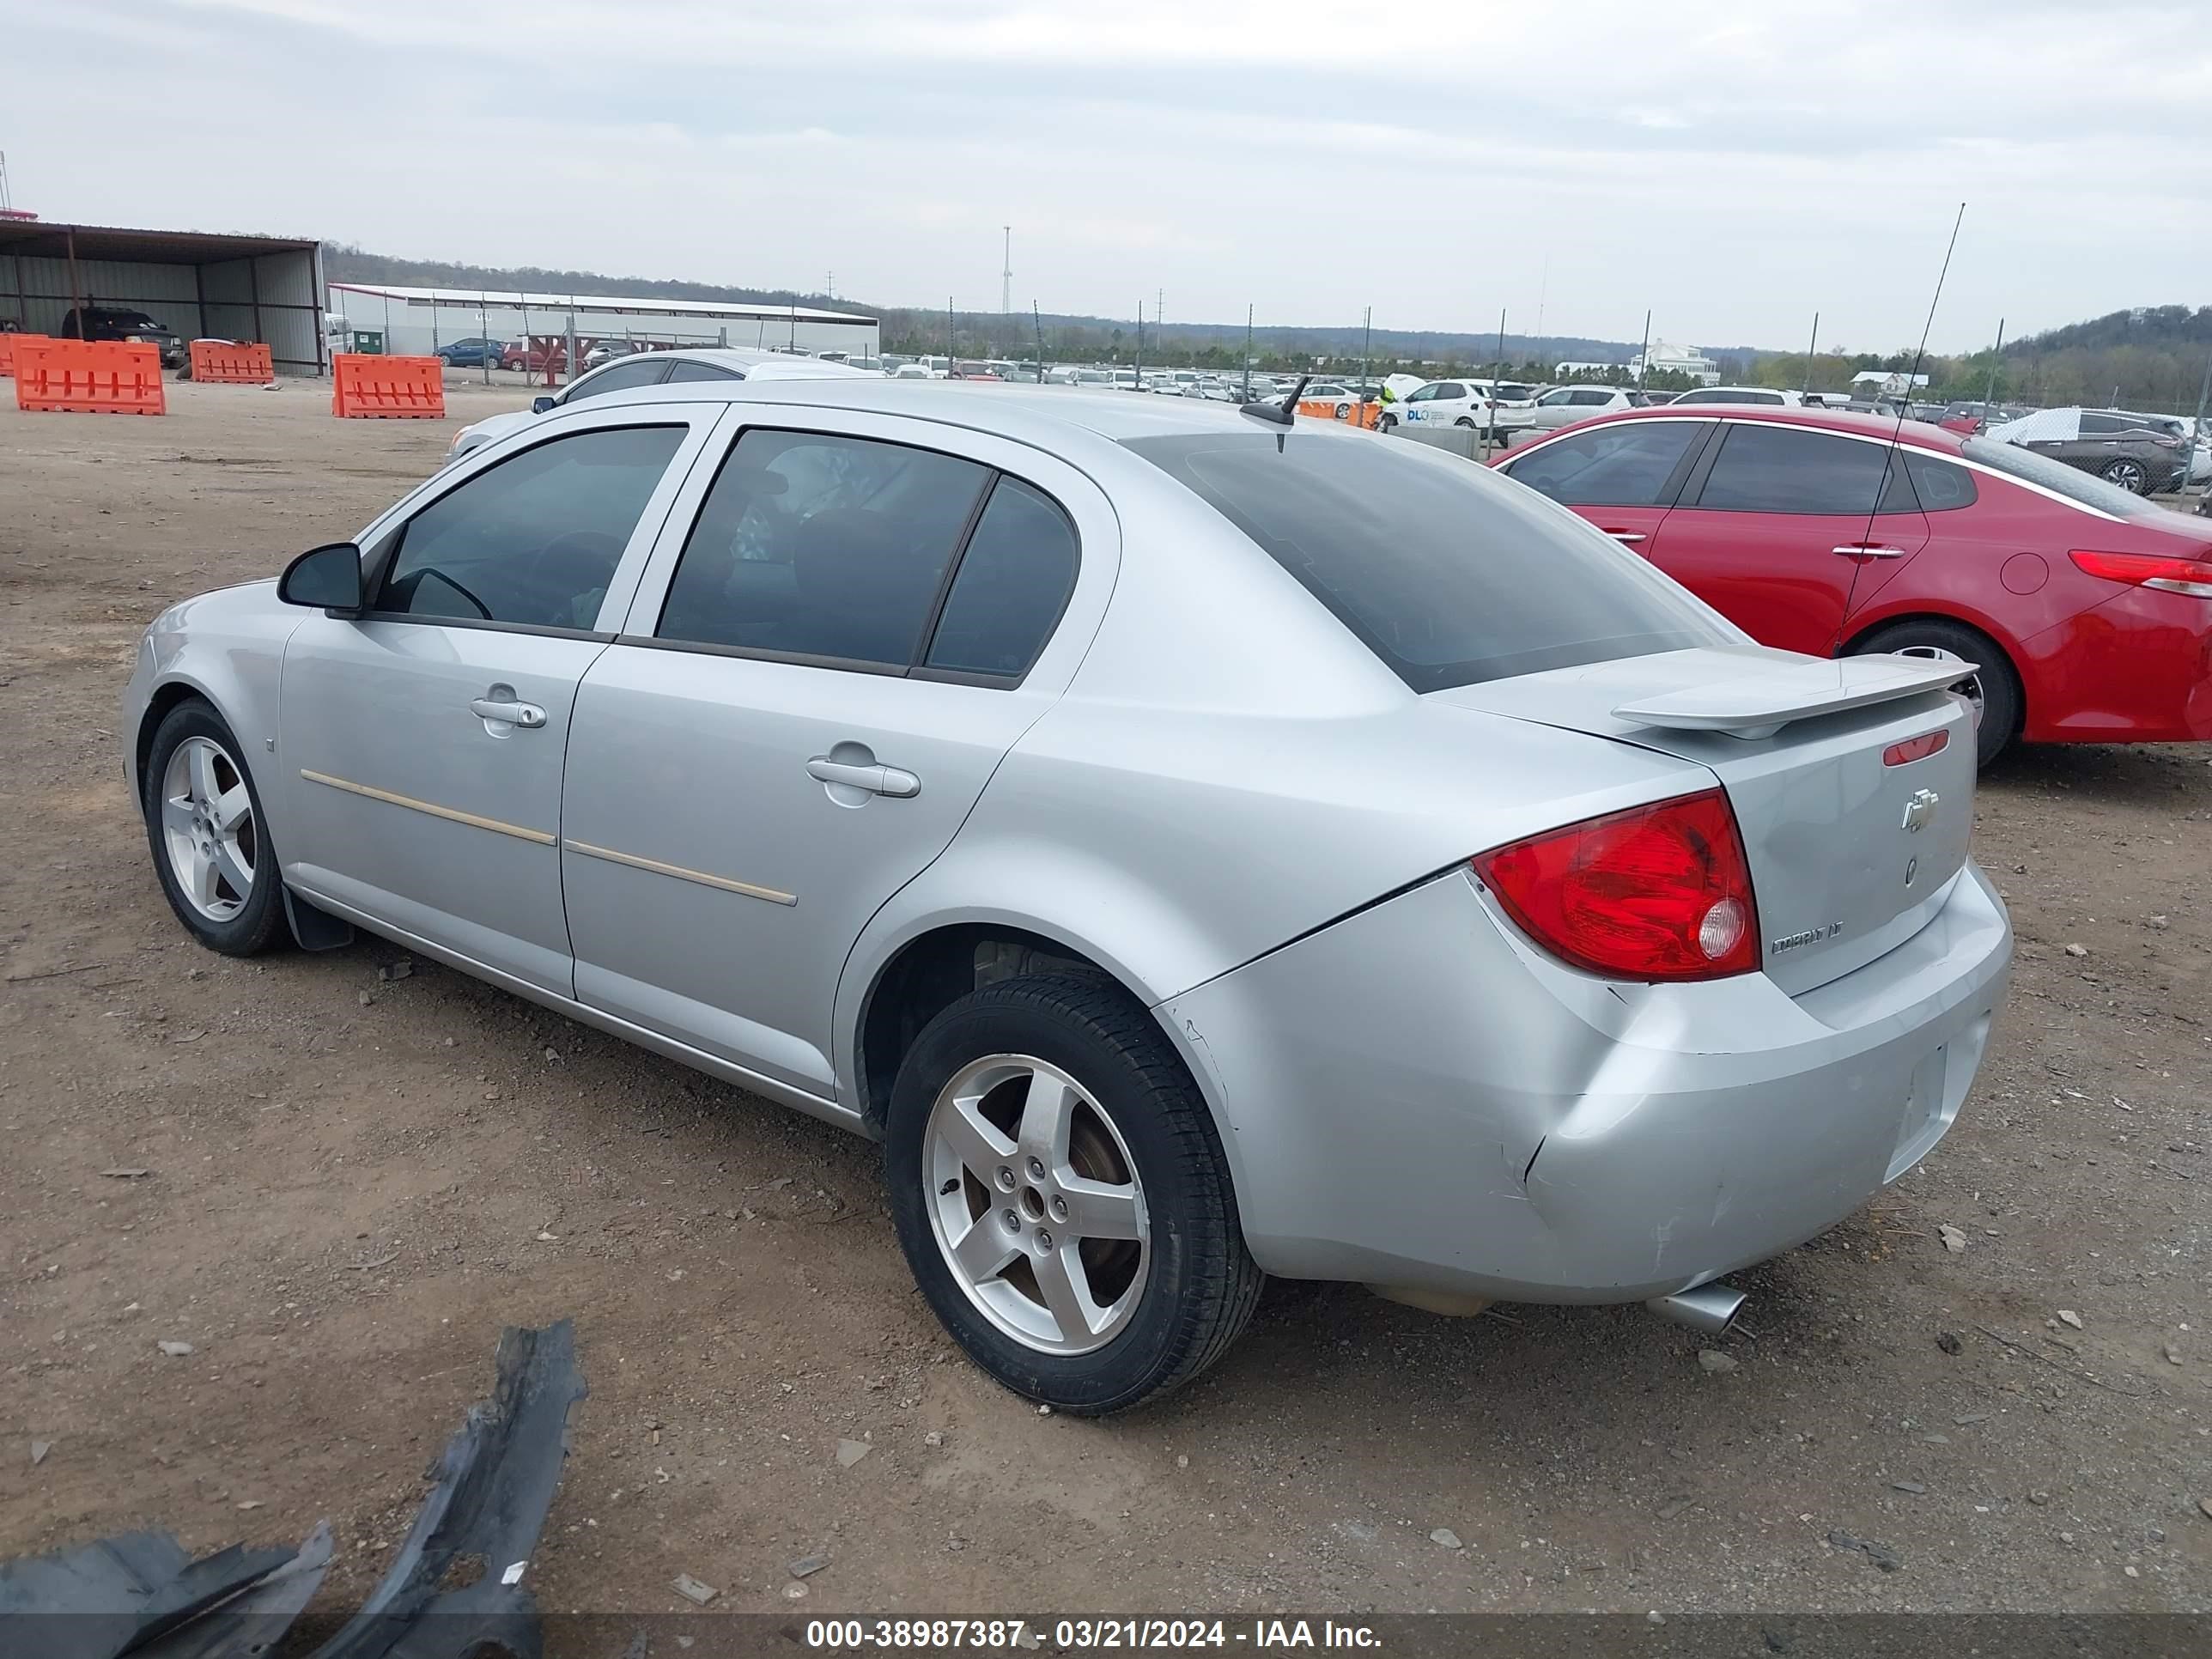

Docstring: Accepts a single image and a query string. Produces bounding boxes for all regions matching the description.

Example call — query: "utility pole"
[1981,318,2005,422]
[1801,311,1819,398]
[1135,300,1144,388]
[1637,308,1650,386]
[1000,228,1012,315]
[2191,341,2212,499]
[1534,256,1548,379]
[1244,303,1254,400]
[1497,307,1507,376]
[1359,306,1372,399]
[947,296,954,366]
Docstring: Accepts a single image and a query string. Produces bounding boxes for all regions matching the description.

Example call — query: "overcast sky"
[9,0,2209,351]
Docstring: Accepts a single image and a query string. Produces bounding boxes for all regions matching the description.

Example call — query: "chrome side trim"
[562,838,798,907]
[283,885,866,1135]
[299,769,556,846]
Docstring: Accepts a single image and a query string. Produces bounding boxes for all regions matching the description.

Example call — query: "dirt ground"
[2,379,2207,1629]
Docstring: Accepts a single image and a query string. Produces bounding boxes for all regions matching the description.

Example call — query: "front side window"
[1692,423,1900,515]
[377,426,686,629]
[656,429,988,667]
[1538,388,1576,406]
[1503,421,1708,507]
[565,358,669,403]
[1126,433,1723,691]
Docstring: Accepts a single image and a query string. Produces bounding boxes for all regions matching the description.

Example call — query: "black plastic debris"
[308,1319,586,1659]
[0,1527,314,1659]
[0,1322,585,1659]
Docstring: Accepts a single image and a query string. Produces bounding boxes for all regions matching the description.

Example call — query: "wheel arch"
[1841,609,2027,738]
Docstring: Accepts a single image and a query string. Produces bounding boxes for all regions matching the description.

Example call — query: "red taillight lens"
[1882,729,1950,766]
[1472,789,1759,982]
[2069,550,2212,599]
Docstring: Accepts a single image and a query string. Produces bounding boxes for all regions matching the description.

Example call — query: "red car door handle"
[1832,544,1907,559]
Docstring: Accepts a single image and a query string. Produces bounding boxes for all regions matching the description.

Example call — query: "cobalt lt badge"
[1902,788,1939,834]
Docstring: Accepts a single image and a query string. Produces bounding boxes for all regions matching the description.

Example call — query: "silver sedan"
[122,380,2012,1412]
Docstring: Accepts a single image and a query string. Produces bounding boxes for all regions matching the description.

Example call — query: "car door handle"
[468,696,546,727]
[807,757,921,798]
[1602,530,1647,543]
[1832,544,1907,558]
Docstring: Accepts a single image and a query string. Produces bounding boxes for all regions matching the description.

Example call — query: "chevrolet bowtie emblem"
[1902,788,1939,833]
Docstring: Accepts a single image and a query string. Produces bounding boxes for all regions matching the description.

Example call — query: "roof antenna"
[1829,202,1964,660]
[1242,373,1311,428]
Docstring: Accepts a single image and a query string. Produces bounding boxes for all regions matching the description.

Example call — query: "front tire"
[1850,618,2021,769]
[884,975,1261,1414]
[141,700,286,955]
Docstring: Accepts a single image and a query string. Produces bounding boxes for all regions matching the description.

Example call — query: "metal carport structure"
[0,221,325,375]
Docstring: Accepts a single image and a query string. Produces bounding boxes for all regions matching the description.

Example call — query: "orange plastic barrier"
[0,331,52,378]
[190,340,276,384]
[331,353,445,418]
[14,340,166,416]
[1297,396,1382,428]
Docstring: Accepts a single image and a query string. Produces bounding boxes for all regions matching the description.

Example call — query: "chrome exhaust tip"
[1645,1282,1747,1337]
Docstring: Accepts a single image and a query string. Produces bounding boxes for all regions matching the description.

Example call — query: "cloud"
[7,0,2208,349]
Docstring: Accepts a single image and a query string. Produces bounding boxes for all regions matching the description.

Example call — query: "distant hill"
[323,243,1761,371]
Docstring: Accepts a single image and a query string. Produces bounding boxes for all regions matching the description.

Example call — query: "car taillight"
[2069,550,2212,599]
[1471,789,1759,982]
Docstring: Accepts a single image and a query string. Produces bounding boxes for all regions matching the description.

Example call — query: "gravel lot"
[2,380,2207,1626]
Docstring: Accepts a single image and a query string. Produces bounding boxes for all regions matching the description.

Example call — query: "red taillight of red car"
[1472,790,1759,982]
[2069,550,2212,600]
[1882,729,1950,767]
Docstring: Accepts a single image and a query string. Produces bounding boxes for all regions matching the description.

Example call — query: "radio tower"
[1000,227,1012,315]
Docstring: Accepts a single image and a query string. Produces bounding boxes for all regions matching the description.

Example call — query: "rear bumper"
[2019,586,2212,744]
[1160,861,2011,1304]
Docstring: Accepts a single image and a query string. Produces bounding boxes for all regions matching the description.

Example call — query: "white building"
[325,282,878,360]
[1628,341,1720,386]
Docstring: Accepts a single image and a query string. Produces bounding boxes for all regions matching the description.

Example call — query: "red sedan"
[1492,407,2212,764]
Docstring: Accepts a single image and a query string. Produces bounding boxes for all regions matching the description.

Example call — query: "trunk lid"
[1432,644,1978,994]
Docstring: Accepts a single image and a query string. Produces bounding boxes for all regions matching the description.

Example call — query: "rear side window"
[1125,434,1723,691]
[566,358,668,402]
[1693,424,1899,515]
[1503,420,1707,507]
[656,429,988,668]
[924,477,1080,678]
[665,361,740,383]
[1903,453,1978,511]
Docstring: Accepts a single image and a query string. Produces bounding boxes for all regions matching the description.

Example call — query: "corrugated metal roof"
[0,221,319,264]
[328,282,874,325]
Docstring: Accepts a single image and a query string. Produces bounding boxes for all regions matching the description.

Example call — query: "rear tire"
[1850,618,2021,769]
[884,975,1262,1414]
[2100,458,2148,495]
[141,699,287,955]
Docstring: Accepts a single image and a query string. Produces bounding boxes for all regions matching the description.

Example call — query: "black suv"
[60,307,186,368]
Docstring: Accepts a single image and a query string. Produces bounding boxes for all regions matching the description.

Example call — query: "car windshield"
[1495,384,1534,399]
[1960,436,2176,521]
[1124,433,1725,690]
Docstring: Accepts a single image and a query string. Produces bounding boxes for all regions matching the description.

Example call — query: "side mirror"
[531,395,557,414]
[278,542,365,615]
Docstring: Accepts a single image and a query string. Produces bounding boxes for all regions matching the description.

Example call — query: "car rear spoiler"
[1613,652,1974,739]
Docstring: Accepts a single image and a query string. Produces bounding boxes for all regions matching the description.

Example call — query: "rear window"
[1960,436,2172,520]
[1124,433,1726,691]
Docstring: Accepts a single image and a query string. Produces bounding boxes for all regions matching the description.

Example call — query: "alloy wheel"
[1893,645,1984,730]
[2103,459,2147,494]
[160,735,257,921]
[922,1054,1149,1355]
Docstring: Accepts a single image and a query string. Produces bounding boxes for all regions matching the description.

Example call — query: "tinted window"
[1904,453,1977,511]
[665,360,741,383]
[1960,436,2170,520]
[656,428,988,667]
[1568,389,1613,406]
[925,477,1079,678]
[1496,384,1534,399]
[377,426,684,629]
[1125,434,1723,691]
[566,358,668,402]
[1694,424,1900,514]
[1436,384,1465,400]
[1503,421,1707,507]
